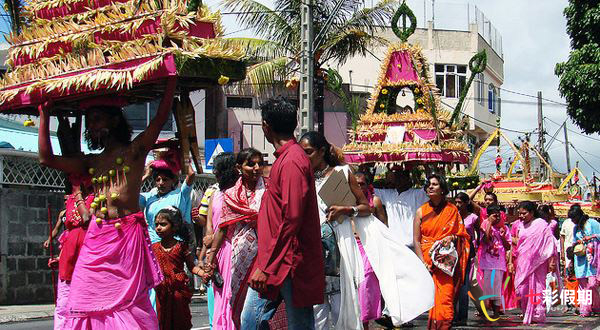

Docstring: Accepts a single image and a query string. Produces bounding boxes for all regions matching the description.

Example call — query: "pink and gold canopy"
[0,0,246,113]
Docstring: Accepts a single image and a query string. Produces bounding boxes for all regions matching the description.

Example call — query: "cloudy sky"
[205,0,600,179]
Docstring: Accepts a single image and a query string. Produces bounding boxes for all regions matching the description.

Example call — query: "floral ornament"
[379,103,385,109]
[217,75,230,85]
[381,88,388,95]
[413,87,420,94]
[23,117,35,127]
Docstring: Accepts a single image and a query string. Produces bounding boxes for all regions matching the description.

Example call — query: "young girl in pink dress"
[478,204,511,318]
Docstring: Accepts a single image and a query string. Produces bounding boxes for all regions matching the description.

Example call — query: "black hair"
[155,206,190,243]
[568,203,589,228]
[300,131,342,167]
[566,246,574,261]
[213,152,238,191]
[236,148,263,166]
[538,204,553,221]
[484,192,499,204]
[455,192,473,213]
[84,106,133,150]
[518,201,539,218]
[152,167,177,181]
[486,204,502,215]
[355,171,372,184]
[260,96,297,136]
[424,174,449,196]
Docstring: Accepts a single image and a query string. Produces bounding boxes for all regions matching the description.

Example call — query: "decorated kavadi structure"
[342,2,486,170]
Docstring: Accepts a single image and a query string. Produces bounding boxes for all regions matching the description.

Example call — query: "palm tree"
[3,0,25,34]
[223,0,397,96]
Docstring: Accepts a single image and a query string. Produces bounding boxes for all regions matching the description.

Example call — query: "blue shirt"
[140,181,192,243]
[573,218,600,279]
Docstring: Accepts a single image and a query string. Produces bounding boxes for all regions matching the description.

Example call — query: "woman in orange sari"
[414,174,470,330]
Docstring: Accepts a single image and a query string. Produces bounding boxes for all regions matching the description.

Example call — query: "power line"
[544,116,600,143]
[570,144,600,174]
[542,131,600,171]
[439,99,534,134]
[498,87,567,106]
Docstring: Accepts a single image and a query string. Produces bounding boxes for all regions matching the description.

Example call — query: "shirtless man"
[37,77,177,329]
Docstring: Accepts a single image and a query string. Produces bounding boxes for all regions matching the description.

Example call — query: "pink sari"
[502,220,521,310]
[220,177,266,328]
[64,212,163,329]
[515,218,557,325]
[211,191,235,330]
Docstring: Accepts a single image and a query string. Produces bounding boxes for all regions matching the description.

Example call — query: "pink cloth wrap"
[211,191,235,330]
[385,51,419,82]
[64,211,163,329]
[515,218,557,324]
[356,238,382,322]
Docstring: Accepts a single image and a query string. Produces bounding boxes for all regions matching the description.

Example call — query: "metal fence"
[0,149,216,193]
[404,0,503,58]
[0,149,65,189]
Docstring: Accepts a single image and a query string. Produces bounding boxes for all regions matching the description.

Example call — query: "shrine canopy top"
[0,0,246,114]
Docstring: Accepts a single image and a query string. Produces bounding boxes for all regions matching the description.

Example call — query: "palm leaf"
[315,0,397,50]
[221,0,297,47]
[4,0,24,34]
[226,37,293,62]
[319,28,388,65]
[245,56,290,95]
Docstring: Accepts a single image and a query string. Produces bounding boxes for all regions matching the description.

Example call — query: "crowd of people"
[39,91,599,330]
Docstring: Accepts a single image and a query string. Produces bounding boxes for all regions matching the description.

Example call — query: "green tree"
[555,1,600,134]
[223,0,397,94]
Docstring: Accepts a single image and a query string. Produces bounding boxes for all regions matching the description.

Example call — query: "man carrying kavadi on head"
[37,78,177,329]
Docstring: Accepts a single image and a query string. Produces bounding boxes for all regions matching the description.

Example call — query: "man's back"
[375,187,428,247]
[256,140,324,307]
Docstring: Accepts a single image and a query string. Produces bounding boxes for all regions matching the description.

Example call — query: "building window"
[476,73,485,105]
[488,84,497,113]
[124,100,174,132]
[226,96,253,109]
[435,64,467,98]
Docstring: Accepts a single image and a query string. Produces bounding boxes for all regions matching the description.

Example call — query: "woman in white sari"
[299,132,435,329]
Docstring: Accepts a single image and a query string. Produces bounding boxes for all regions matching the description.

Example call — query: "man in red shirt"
[242,96,324,329]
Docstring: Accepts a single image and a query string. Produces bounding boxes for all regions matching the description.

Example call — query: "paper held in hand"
[318,168,355,208]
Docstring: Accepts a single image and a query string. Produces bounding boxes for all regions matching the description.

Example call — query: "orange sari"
[419,201,470,330]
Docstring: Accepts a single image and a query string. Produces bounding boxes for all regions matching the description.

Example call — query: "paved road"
[3,302,600,329]
[2,301,210,330]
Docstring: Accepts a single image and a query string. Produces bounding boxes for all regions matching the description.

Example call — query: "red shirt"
[255,140,324,307]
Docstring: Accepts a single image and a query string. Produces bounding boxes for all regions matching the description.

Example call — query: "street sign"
[204,138,233,170]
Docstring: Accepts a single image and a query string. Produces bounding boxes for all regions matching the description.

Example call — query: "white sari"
[315,166,434,329]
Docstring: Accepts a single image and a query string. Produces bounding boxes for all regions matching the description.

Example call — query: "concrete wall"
[0,188,64,305]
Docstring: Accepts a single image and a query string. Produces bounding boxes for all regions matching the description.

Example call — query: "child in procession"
[152,206,205,330]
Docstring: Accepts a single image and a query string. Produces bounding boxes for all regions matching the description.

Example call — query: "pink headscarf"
[150,148,181,176]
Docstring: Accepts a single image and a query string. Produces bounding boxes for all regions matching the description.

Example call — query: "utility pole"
[537,91,546,178]
[299,0,314,135]
[563,122,571,173]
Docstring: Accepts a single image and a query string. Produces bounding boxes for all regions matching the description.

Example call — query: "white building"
[335,2,504,150]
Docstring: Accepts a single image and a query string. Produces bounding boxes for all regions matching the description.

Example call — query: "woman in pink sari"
[207,148,267,329]
[203,153,239,330]
[514,201,558,325]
